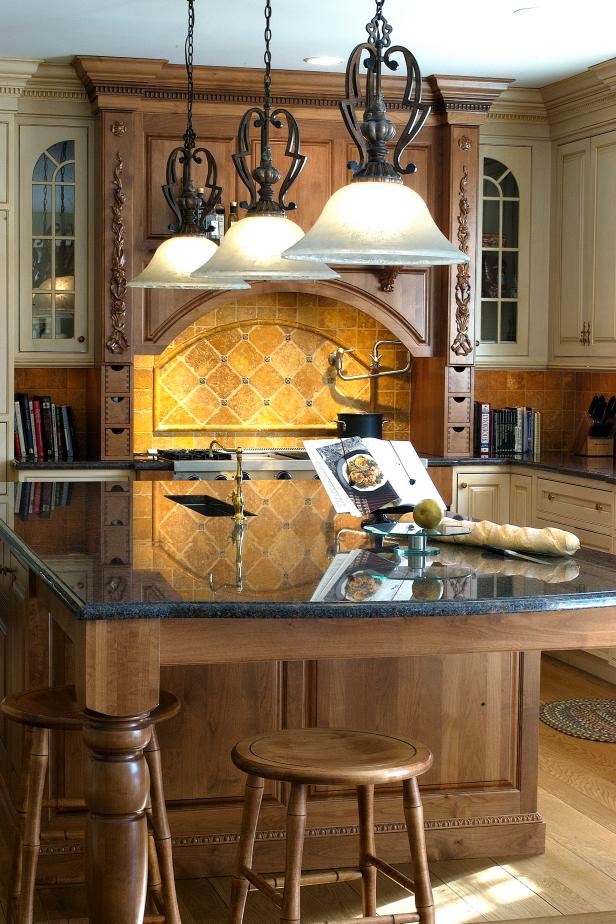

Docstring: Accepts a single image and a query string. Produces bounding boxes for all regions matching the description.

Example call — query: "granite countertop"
[12,452,616,483]
[1,478,615,621]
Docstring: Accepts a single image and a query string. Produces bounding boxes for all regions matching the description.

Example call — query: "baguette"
[399,513,580,557]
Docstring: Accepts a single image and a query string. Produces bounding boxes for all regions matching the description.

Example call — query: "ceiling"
[2,0,615,89]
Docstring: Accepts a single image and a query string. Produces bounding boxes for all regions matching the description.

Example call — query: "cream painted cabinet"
[509,473,533,526]
[551,130,616,364]
[455,471,510,523]
[17,123,93,363]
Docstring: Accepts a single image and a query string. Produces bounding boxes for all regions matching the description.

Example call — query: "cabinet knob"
[78,336,85,343]
[459,482,468,489]
[547,493,554,501]
[596,503,603,511]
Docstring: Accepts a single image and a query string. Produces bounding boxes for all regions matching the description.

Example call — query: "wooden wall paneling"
[257,139,334,233]
[308,654,518,795]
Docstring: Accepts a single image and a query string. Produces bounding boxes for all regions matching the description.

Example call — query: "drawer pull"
[459,482,468,489]
[596,503,603,511]
[547,493,554,501]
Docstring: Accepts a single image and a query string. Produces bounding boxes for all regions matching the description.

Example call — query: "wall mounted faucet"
[328,339,411,382]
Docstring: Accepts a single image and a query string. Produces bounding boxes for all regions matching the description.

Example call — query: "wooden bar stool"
[1,685,182,924]
[229,728,434,924]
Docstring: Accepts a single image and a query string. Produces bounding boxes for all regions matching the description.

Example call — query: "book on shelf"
[14,479,74,520]
[13,394,78,463]
[473,403,542,458]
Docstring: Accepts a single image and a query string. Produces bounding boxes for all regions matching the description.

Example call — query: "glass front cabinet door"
[18,124,91,358]
[475,145,531,361]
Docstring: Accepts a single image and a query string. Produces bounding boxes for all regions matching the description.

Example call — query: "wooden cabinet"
[455,470,510,523]
[17,122,93,364]
[551,130,616,364]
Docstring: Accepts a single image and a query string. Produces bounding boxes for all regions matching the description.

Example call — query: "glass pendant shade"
[191,215,340,281]
[128,236,250,290]
[283,181,468,267]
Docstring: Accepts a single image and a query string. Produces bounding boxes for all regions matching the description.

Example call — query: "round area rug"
[540,698,616,742]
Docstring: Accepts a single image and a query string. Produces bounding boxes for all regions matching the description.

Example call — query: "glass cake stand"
[363,521,472,571]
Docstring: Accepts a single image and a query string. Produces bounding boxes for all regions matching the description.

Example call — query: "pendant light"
[128,0,249,290]
[191,0,339,283]
[283,0,468,268]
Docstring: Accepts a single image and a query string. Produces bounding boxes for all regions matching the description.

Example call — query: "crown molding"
[73,56,511,121]
[0,58,87,103]
[541,57,616,137]
[486,87,548,124]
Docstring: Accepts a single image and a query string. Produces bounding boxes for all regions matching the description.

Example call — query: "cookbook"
[304,437,444,516]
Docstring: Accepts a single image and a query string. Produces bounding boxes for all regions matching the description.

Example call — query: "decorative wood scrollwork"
[458,135,472,151]
[106,152,129,355]
[377,266,400,293]
[451,164,473,358]
[110,120,127,136]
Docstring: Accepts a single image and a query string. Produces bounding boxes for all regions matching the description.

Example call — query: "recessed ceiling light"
[303,55,344,66]
[513,5,542,13]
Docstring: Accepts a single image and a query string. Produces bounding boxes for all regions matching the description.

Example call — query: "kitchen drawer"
[104,364,131,394]
[447,425,471,455]
[447,366,472,394]
[534,515,612,552]
[105,395,131,425]
[104,493,130,526]
[102,528,130,565]
[104,427,131,459]
[448,395,471,424]
[536,477,612,532]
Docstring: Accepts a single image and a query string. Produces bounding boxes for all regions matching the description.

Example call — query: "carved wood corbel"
[376,266,401,293]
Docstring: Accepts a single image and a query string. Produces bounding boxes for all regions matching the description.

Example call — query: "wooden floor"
[3,655,616,923]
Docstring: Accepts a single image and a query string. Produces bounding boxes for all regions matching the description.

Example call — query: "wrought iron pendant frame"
[232,0,306,218]
[341,0,431,184]
[163,0,222,235]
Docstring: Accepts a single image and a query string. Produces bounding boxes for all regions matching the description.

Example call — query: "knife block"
[577,436,614,457]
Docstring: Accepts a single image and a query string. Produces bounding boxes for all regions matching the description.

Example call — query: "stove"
[155,447,318,481]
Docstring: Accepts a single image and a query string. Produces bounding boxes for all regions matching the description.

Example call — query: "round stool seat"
[1,685,180,731]
[232,728,432,786]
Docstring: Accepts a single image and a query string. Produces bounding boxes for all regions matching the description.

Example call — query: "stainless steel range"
[156,448,318,481]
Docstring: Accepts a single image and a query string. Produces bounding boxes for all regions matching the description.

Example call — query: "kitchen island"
[2,478,616,924]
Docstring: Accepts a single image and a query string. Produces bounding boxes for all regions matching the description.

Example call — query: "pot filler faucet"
[207,439,246,522]
[328,339,412,382]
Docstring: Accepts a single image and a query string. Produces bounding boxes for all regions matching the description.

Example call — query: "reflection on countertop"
[1,479,616,620]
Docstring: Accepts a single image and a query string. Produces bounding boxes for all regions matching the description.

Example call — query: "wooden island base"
[0,570,545,893]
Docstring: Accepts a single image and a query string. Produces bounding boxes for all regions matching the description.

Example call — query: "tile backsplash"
[474,369,616,453]
[133,293,411,453]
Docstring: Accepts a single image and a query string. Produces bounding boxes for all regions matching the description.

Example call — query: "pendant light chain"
[263,0,273,111]
[184,0,196,151]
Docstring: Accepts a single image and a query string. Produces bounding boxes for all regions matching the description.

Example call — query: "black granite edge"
[12,460,136,470]
[0,521,86,617]
[77,590,616,620]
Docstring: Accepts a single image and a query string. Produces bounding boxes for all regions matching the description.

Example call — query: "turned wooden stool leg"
[18,727,49,924]
[146,790,164,917]
[145,727,181,924]
[229,774,264,924]
[403,778,434,924]
[280,783,307,924]
[357,784,377,917]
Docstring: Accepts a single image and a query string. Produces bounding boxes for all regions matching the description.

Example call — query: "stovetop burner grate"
[155,447,309,462]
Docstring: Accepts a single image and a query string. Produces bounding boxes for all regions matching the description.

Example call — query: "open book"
[304,437,444,516]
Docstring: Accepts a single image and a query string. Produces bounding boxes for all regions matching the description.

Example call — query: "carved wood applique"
[451,164,473,358]
[106,152,129,355]
[377,266,400,293]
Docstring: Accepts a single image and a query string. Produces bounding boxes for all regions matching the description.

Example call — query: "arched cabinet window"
[19,125,90,357]
[476,146,530,360]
